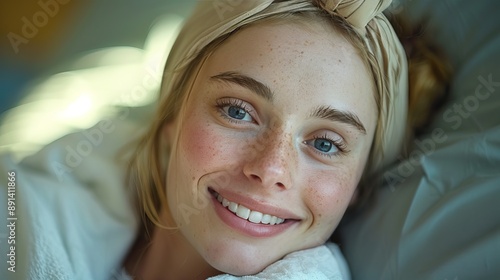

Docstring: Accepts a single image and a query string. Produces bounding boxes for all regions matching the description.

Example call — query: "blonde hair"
[128,3,393,235]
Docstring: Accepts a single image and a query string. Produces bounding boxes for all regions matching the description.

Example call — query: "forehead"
[198,20,376,126]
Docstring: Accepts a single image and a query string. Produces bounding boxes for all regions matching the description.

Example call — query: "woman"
[123,0,407,279]
[0,0,409,279]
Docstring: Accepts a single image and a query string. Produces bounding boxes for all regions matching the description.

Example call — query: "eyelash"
[215,98,255,124]
[311,134,349,158]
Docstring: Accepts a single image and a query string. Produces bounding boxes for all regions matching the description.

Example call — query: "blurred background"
[0,0,197,158]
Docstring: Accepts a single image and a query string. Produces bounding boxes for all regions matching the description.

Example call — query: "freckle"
[338,59,341,63]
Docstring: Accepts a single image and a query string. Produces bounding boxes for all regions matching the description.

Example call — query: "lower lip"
[211,193,298,238]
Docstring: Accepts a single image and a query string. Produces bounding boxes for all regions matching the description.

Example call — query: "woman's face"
[164,20,377,275]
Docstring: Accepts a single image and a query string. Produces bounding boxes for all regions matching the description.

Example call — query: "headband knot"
[314,0,392,33]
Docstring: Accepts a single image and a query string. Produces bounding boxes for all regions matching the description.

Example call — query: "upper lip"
[209,187,302,221]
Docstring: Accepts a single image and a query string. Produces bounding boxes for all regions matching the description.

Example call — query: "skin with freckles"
[134,19,377,279]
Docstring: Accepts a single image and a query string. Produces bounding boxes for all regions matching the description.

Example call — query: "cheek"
[180,119,218,172]
[167,110,231,224]
[305,168,358,226]
[178,111,236,175]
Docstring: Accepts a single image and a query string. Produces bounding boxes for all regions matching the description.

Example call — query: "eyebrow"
[210,71,274,102]
[211,71,366,134]
[310,105,367,134]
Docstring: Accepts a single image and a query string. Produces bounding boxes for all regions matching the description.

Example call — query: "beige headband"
[160,0,408,174]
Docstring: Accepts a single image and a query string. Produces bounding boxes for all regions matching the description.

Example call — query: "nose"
[242,128,295,190]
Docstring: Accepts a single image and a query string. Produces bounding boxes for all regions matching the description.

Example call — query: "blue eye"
[313,138,336,153]
[227,106,249,120]
[304,135,347,158]
[216,98,254,123]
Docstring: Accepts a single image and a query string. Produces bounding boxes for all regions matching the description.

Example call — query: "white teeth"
[229,202,238,212]
[248,211,263,223]
[261,214,271,224]
[236,205,250,219]
[216,193,285,225]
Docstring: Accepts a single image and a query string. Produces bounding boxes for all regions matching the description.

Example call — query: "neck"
[124,224,219,280]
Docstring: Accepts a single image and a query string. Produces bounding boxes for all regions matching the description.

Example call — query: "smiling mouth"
[211,190,286,225]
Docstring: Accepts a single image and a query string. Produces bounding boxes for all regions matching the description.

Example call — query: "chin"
[210,258,270,276]
[202,240,282,276]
